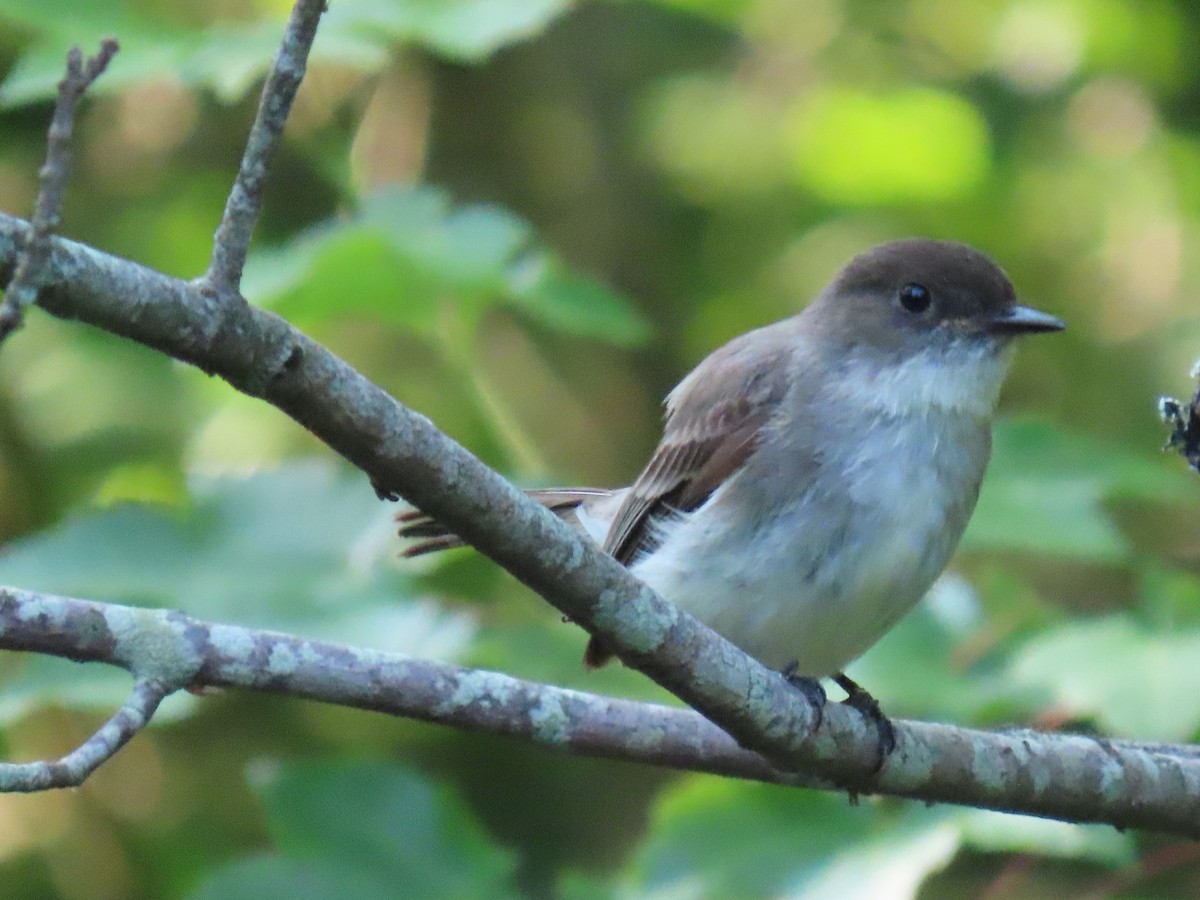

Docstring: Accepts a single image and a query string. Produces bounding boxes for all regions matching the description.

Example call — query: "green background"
[1,0,1200,896]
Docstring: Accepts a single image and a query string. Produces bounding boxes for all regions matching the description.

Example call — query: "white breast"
[624,344,1006,676]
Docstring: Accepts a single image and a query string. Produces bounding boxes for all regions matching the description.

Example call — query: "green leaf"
[0,7,321,108]
[507,257,653,347]
[1,0,571,107]
[0,463,474,718]
[1008,616,1200,740]
[785,87,990,204]
[363,186,534,296]
[628,777,875,897]
[785,816,961,900]
[190,763,518,898]
[957,808,1135,866]
[963,420,1193,562]
[188,856,390,900]
[0,655,197,727]
[620,777,1135,900]
[245,225,444,331]
[2,33,188,109]
[323,0,573,63]
[223,762,518,900]
[842,575,1026,722]
[244,186,650,345]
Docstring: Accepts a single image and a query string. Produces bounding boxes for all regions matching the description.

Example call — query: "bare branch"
[204,0,326,290]
[0,39,118,343]
[1,585,1199,835]
[0,586,815,789]
[0,677,168,791]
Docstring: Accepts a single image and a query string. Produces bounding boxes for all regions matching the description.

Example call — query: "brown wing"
[601,320,798,566]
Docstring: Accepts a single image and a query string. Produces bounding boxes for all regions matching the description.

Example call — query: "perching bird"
[399,238,1064,750]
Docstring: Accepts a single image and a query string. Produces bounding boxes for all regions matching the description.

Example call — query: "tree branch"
[0,587,816,789]
[0,39,117,343]
[204,0,325,290]
[7,585,1200,840]
[0,677,169,791]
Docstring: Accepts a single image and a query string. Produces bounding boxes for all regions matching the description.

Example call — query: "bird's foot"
[834,673,896,770]
[781,660,826,731]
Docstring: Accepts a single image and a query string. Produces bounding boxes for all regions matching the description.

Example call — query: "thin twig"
[204,0,326,290]
[0,39,118,344]
[0,678,168,791]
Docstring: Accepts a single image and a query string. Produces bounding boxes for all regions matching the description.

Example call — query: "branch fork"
[0,39,118,343]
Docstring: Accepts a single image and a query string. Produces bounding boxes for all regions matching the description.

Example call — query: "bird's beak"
[989,304,1066,334]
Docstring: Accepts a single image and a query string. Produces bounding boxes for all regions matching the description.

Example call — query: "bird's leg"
[781,660,826,731]
[834,673,896,768]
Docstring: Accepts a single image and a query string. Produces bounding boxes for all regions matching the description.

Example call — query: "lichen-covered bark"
[2,585,1200,834]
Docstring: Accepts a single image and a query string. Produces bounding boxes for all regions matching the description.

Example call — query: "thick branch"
[205,0,325,290]
[8,586,1200,842]
[0,39,117,342]
[0,587,813,789]
[0,678,168,791]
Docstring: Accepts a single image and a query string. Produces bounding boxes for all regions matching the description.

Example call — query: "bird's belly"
[630,461,970,676]
[635,548,930,675]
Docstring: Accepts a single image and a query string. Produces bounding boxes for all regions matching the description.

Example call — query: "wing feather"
[601,321,797,565]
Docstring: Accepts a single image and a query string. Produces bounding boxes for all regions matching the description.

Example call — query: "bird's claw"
[835,673,896,771]
[781,660,827,731]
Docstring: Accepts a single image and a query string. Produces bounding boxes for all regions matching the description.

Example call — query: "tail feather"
[401,533,473,558]
[398,486,622,669]
[397,488,612,559]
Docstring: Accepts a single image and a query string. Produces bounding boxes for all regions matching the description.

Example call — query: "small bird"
[399,239,1064,751]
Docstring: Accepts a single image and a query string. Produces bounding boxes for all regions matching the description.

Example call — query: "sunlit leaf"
[957,808,1135,866]
[786,87,990,204]
[784,817,960,900]
[1009,616,1200,740]
[0,0,571,107]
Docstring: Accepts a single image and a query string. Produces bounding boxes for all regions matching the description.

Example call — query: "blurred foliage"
[1,0,1200,897]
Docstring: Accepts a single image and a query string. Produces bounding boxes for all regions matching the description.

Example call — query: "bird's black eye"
[899,282,931,314]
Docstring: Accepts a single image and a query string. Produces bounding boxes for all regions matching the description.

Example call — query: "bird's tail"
[396,488,613,558]
[398,487,621,669]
